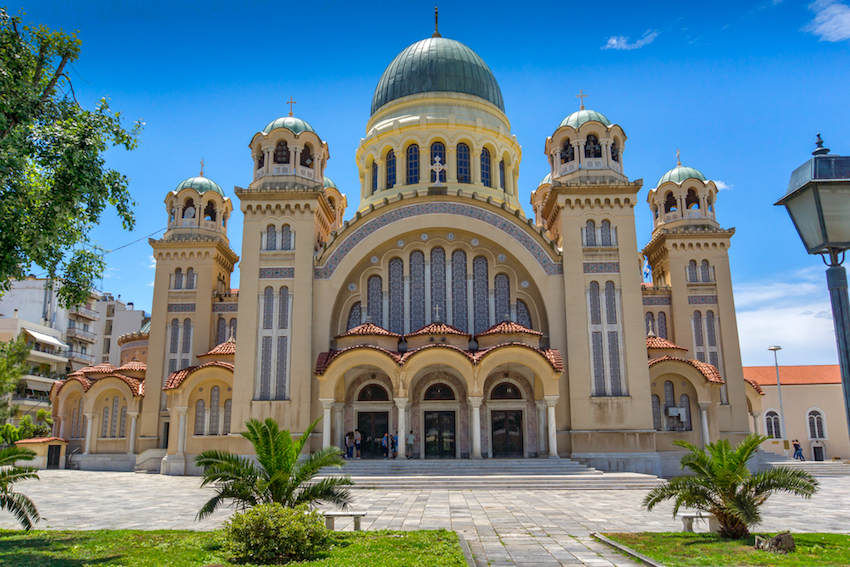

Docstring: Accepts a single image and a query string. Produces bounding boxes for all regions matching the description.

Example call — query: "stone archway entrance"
[491,410,523,458]
[424,410,456,458]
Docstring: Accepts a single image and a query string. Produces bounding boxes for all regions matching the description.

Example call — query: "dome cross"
[576,89,587,110]
[676,148,681,167]
[287,96,297,117]
[433,5,441,38]
[199,158,204,177]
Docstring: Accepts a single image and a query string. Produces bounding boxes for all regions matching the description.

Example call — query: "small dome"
[174,176,225,197]
[558,109,611,130]
[539,173,552,186]
[262,116,318,138]
[371,37,504,116]
[657,165,707,188]
[323,176,338,190]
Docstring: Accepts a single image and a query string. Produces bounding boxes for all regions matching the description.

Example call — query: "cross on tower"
[287,96,297,117]
[676,148,681,167]
[429,155,446,186]
[433,304,443,322]
[576,89,587,110]
[199,158,204,177]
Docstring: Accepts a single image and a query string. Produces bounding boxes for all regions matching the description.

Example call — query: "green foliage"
[0,336,30,423]
[14,410,52,440]
[222,503,329,564]
[0,7,143,308]
[0,445,40,530]
[643,434,819,538]
[0,423,19,445]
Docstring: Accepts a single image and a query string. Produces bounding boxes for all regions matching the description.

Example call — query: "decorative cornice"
[167,303,196,313]
[259,267,295,279]
[583,262,620,274]
[212,303,238,312]
[688,295,718,305]
[642,296,671,306]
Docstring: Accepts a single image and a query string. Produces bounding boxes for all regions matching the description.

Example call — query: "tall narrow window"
[110,396,119,437]
[693,311,705,361]
[406,144,419,185]
[611,140,620,163]
[170,319,179,354]
[71,409,78,439]
[473,256,490,334]
[194,399,205,435]
[274,141,289,164]
[101,407,109,438]
[257,153,264,170]
[651,395,662,430]
[605,282,617,325]
[300,145,312,167]
[174,268,183,289]
[481,148,491,187]
[600,220,612,246]
[658,312,668,339]
[368,275,383,326]
[371,161,378,194]
[701,260,711,282]
[347,302,362,330]
[766,411,781,438]
[808,411,825,438]
[388,258,404,335]
[679,394,692,431]
[451,250,468,332]
[562,139,575,162]
[223,399,232,435]
[430,248,446,323]
[664,381,676,431]
[281,225,291,250]
[592,332,605,396]
[608,331,622,396]
[186,268,195,289]
[217,318,227,344]
[120,406,127,437]
[457,144,470,183]
[516,300,532,329]
[276,336,288,400]
[585,220,596,246]
[229,318,237,340]
[688,260,698,282]
[209,386,220,435]
[430,143,446,183]
[499,159,505,189]
[645,312,655,335]
[263,287,274,329]
[259,336,272,400]
[706,311,717,347]
[495,273,510,323]
[410,251,425,331]
[589,281,601,325]
[585,135,602,158]
[386,149,396,189]
[278,287,289,329]
[266,225,277,251]
[182,319,192,354]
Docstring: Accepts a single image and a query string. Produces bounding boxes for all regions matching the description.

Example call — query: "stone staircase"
[766,458,850,477]
[318,458,666,490]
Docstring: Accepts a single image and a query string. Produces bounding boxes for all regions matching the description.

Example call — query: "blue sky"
[15,0,850,366]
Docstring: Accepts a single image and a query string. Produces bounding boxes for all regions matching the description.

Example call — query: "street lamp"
[768,346,788,446]
[775,134,850,444]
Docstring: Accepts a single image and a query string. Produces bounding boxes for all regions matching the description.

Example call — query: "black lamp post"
[775,134,850,443]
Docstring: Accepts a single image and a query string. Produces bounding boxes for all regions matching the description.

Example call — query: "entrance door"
[357,412,388,459]
[491,410,523,458]
[424,411,456,458]
[813,446,825,461]
[46,445,60,469]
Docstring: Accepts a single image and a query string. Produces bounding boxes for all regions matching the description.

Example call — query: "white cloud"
[714,180,734,191]
[103,267,120,280]
[144,255,156,269]
[602,30,659,50]
[145,280,155,287]
[804,0,850,42]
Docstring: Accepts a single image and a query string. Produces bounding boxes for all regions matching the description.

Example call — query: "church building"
[50,28,761,477]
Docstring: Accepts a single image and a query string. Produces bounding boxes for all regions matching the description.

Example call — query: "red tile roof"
[117,361,147,372]
[476,321,543,338]
[81,363,117,374]
[15,437,67,444]
[334,322,401,340]
[405,322,470,338]
[648,356,725,384]
[163,360,235,390]
[315,344,402,374]
[198,340,236,357]
[646,336,688,351]
[744,377,765,395]
[743,365,841,386]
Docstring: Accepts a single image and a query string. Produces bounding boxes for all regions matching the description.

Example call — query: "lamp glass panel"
[817,184,850,245]
[784,187,824,251]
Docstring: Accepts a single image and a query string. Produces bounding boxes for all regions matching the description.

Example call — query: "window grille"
[386,149,396,189]
[693,311,704,347]
[706,311,717,346]
[451,250,468,332]
[499,159,505,189]
[658,312,668,339]
[605,281,617,325]
[608,331,622,396]
[664,381,676,431]
[217,318,227,344]
[688,260,698,282]
[347,302,362,330]
[120,407,127,437]
[389,258,404,335]
[110,397,119,437]
[766,411,781,438]
[592,332,605,395]
[601,220,612,246]
[430,143,446,183]
[679,394,692,430]
[223,399,232,435]
[701,260,711,282]
[209,386,220,435]
[368,275,383,326]
[101,407,109,438]
[473,256,490,334]
[407,145,419,185]
[645,312,655,335]
[372,161,378,194]
[276,336,288,400]
[278,287,289,330]
[281,225,291,250]
[495,274,510,323]
[259,336,272,401]
[229,318,237,340]
[809,411,825,438]
[585,220,597,246]
[266,225,277,251]
[182,319,192,354]
[481,148,491,187]
[263,287,274,329]
[170,319,179,353]
[430,248,446,323]
[410,251,425,331]
[186,268,194,289]
[589,282,601,325]
[457,144,470,183]
[194,399,205,435]
[174,269,183,289]
[651,395,662,430]
[516,300,532,329]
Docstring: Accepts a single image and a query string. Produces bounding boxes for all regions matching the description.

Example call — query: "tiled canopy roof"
[405,322,470,338]
[646,336,688,351]
[743,364,841,386]
[163,360,235,390]
[15,436,67,444]
[475,320,542,338]
[334,322,402,340]
[648,356,724,384]
[78,363,117,374]
[118,360,147,372]
[198,340,236,357]
[56,372,144,396]
[744,377,765,395]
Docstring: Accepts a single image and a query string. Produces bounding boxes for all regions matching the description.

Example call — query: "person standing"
[381,432,389,460]
[354,429,362,459]
[406,430,415,459]
[392,431,398,459]
[792,439,805,461]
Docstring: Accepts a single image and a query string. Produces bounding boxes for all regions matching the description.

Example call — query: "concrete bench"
[323,511,367,531]
[680,512,718,533]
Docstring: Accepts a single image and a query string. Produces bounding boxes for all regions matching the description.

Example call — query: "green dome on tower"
[174,176,225,197]
[371,37,505,116]
[262,116,318,138]
[656,165,707,188]
[558,109,612,130]
[539,173,552,186]
[323,176,338,190]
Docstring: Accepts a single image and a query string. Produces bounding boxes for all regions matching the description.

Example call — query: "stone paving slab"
[0,471,848,566]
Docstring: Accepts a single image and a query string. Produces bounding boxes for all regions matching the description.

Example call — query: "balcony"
[68,350,95,365]
[28,344,68,364]
[67,326,97,343]
[69,305,100,321]
[655,209,716,228]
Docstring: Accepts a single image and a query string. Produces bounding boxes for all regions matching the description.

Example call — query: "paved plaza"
[1,471,848,566]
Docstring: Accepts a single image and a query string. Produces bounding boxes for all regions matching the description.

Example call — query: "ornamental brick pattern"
[259,267,294,279]
[167,303,195,312]
[212,303,238,312]
[642,296,671,306]
[688,295,718,304]
[583,262,620,274]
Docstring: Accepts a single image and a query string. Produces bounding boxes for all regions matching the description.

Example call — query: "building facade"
[50,33,754,476]
[93,294,148,367]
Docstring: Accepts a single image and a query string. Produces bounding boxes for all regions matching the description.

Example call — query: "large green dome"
[539,173,552,186]
[262,116,318,138]
[558,109,612,130]
[174,176,225,197]
[371,37,504,116]
[657,165,707,188]
[323,176,338,190]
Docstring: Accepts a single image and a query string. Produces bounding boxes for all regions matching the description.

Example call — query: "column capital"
[468,396,484,408]
[127,411,140,418]
[83,412,96,418]
[544,395,559,408]
[749,410,762,418]
[319,397,336,410]
[333,402,345,412]
[176,406,189,417]
[535,400,547,409]
[697,401,711,411]
[393,397,409,408]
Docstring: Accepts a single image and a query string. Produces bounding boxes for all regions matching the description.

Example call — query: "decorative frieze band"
[167,303,195,313]
[259,267,295,279]
[688,295,718,305]
[120,340,149,349]
[583,262,620,274]
[642,296,671,306]
[212,303,239,313]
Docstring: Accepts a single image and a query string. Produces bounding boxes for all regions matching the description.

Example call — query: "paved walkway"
[1,471,848,566]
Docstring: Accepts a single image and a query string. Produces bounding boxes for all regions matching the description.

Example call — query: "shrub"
[222,503,330,564]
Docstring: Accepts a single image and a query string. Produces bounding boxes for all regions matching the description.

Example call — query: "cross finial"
[199,158,205,177]
[433,303,443,322]
[433,5,441,38]
[576,89,587,110]
[287,96,297,117]
[676,148,681,167]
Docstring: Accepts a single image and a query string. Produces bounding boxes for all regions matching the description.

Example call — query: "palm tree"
[195,417,352,520]
[0,446,40,530]
[644,434,818,538]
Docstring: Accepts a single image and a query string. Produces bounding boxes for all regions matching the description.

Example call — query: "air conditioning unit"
[666,407,681,418]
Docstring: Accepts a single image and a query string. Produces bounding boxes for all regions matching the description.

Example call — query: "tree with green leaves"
[643,434,819,538]
[195,417,352,520]
[0,445,40,530]
[0,335,31,423]
[0,7,142,308]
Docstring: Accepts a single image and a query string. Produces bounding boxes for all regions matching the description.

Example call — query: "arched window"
[101,406,109,438]
[605,281,617,325]
[410,251,425,331]
[368,275,383,325]
[645,312,655,335]
[706,311,717,347]
[430,142,446,183]
[263,287,274,329]
[388,257,404,335]
[217,318,227,344]
[223,399,232,435]
[194,399,205,435]
[686,189,699,209]
[278,286,289,329]
[209,386,220,435]
[701,260,711,282]
[611,140,620,163]
[257,153,264,170]
[300,145,313,167]
[110,396,119,437]
[658,312,668,339]
[203,201,216,221]
[585,220,596,246]
[347,302,362,330]
[358,384,389,401]
[229,318,237,340]
[424,383,455,400]
[456,143,470,183]
[386,149,396,189]
[275,225,289,251]
[473,256,490,334]
[708,196,714,212]
[679,394,692,431]
[600,220,612,246]
[170,319,179,354]
[687,260,698,282]
[274,141,289,164]
[184,199,195,218]
[562,139,575,163]
[430,248,446,323]
[491,382,522,399]
[174,268,183,290]
[495,273,511,323]
[693,311,704,347]
[664,381,676,431]
[371,160,378,194]
[481,148,491,187]
[808,410,825,439]
[186,268,194,290]
[499,159,505,189]
[766,411,781,438]
[589,281,601,325]
[585,135,602,158]
[182,319,192,354]
[266,225,277,251]
[71,408,78,439]
[406,144,419,185]
[452,250,468,332]
[651,395,662,430]
[664,192,677,213]
[516,300,532,329]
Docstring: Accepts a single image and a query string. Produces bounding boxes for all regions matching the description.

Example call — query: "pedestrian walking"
[406,429,415,459]
[392,431,398,459]
[792,439,805,461]
[354,429,362,459]
[381,432,389,459]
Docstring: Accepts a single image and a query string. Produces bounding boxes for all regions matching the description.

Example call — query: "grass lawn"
[605,532,850,566]
[0,528,466,567]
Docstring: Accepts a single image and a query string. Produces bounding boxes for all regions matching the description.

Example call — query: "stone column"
[536,401,547,455]
[376,158,385,192]
[578,141,586,168]
[262,145,273,176]
[750,410,762,436]
[83,412,95,454]
[554,150,562,177]
[395,398,409,457]
[320,398,335,449]
[293,147,303,175]
[472,149,482,185]
[58,414,66,439]
[333,403,344,450]
[176,407,189,455]
[489,288,496,326]
[447,147,458,184]
[545,396,559,458]
[404,274,411,333]
[698,401,711,447]
[194,204,202,227]
[127,412,139,455]
[313,151,322,179]
[469,396,483,459]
